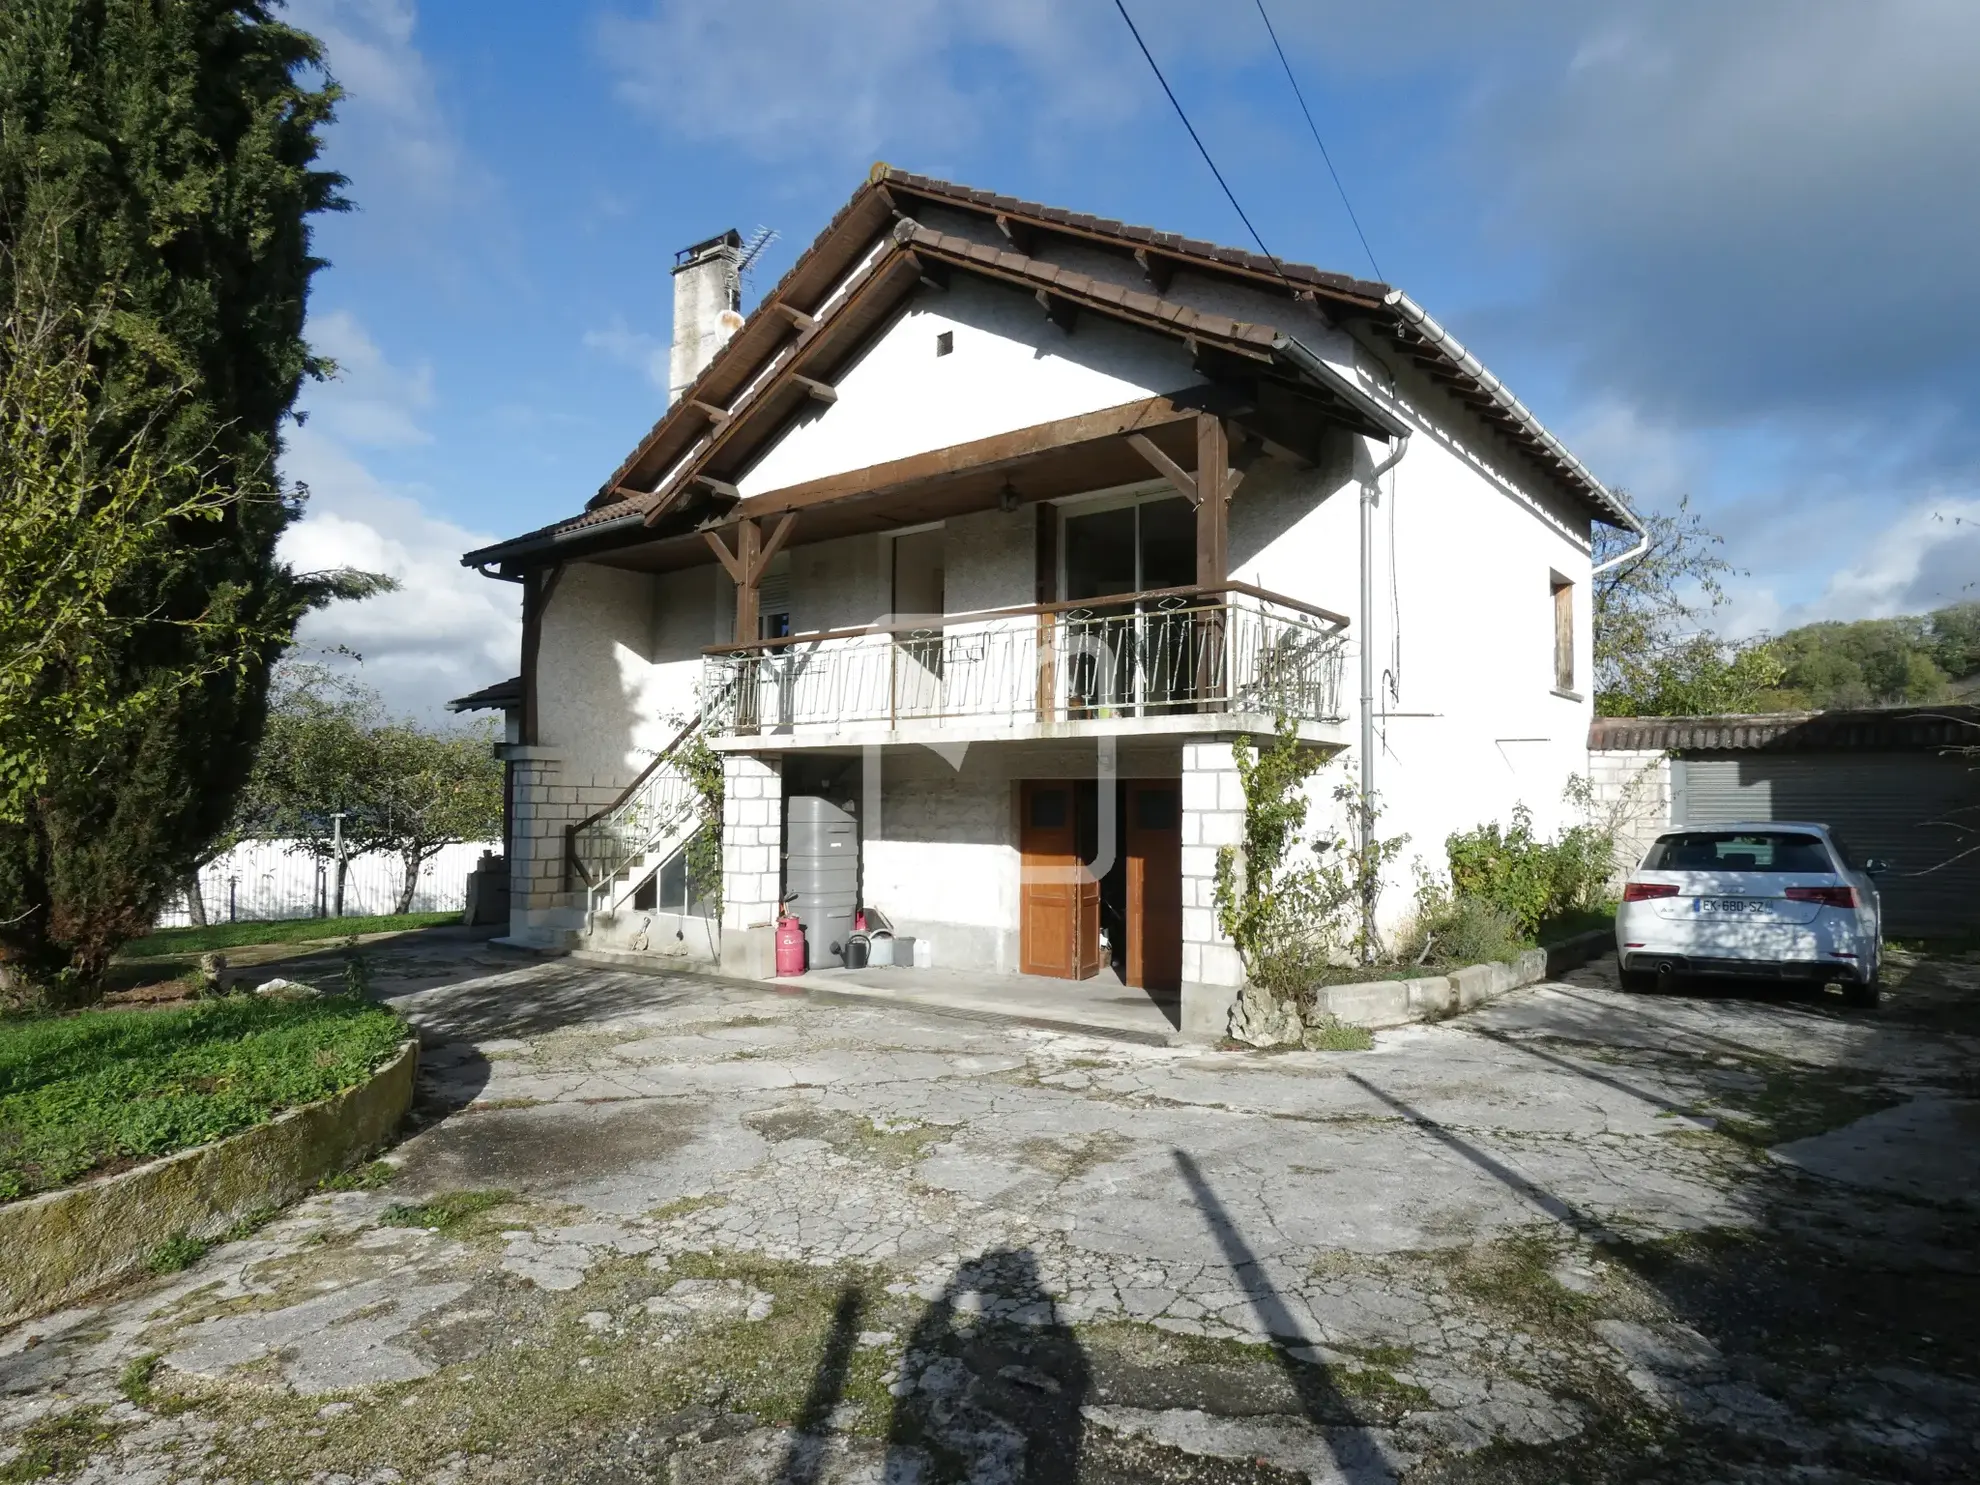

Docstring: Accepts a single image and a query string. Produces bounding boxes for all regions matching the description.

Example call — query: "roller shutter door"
[1672,752,1980,938]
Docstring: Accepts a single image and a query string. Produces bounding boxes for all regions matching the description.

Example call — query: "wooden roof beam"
[1036,289,1079,335]
[733,393,1206,522]
[1133,246,1174,295]
[771,301,816,333]
[1127,432,1198,507]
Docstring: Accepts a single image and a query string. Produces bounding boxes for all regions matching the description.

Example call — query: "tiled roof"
[1590,706,1980,753]
[447,675,524,713]
[462,167,1627,570]
[883,170,1390,302]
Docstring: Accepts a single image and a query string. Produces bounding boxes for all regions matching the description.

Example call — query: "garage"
[1593,707,1980,939]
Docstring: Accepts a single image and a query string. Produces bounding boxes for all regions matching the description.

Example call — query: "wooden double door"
[1018,779,1181,993]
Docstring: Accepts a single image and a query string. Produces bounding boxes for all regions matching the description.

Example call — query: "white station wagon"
[1615,822,1886,1006]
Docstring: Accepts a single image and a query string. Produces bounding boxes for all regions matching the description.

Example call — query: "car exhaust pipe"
[1657,960,1676,976]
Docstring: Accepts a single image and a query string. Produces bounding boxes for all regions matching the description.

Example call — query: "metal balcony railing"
[698,584,1347,739]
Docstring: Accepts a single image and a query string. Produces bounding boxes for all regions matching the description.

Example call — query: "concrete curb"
[0,1038,419,1330]
[1310,928,1613,1030]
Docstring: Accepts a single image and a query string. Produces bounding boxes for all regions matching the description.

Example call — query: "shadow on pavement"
[781,1281,866,1485]
[1340,1025,1980,1484]
[386,960,735,1042]
[885,1249,1089,1482]
[1171,1149,1374,1429]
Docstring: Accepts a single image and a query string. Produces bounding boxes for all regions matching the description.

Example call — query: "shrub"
[1215,718,1410,1014]
[1444,804,1613,936]
[1399,892,1523,969]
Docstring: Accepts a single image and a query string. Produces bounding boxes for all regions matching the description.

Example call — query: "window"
[935,330,954,356]
[1643,832,1835,873]
[758,553,791,640]
[1551,574,1574,692]
[629,833,714,918]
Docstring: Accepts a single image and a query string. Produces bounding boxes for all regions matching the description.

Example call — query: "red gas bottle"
[774,913,807,977]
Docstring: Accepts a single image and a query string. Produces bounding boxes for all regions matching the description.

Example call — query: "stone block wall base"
[1308,929,1613,1032]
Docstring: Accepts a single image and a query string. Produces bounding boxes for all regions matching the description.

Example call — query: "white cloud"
[280,308,518,722]
[582,318,670,394]
[307,308,435,448]
[286,0,498,250]
[1789,496,1980,625]
[593,0,1146,167]
[280,427,521,722]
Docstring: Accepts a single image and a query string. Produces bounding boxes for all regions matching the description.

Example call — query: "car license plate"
[1694,897,1769,916]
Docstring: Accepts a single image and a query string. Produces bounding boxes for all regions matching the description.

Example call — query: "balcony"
[698,584,1348,747]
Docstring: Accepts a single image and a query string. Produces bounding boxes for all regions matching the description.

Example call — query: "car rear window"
[1643,832,1834,873]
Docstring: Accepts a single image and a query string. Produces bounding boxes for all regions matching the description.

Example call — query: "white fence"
[156,839,503,927]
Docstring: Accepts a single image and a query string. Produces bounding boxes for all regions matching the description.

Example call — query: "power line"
[1252,0,1383,283]
[1110,0,1289,286]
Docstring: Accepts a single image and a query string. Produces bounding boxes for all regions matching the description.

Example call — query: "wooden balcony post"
[1195,414,1229,708]
[1194,413,1228,588]
[733,518,761,645]
[704,513,796,736]
[1034,503,1058,721]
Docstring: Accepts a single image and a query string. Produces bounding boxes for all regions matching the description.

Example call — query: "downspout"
[1360,431,1410,960]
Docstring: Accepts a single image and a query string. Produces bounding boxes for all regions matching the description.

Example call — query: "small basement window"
[935,330,954,357]
[1550,573,1574,693]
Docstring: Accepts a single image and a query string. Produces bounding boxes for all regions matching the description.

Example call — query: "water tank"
[785,795,858,967]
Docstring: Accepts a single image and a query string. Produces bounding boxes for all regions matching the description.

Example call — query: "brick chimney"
[669,230,744,406]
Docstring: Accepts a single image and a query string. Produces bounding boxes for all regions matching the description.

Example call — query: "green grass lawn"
[120,911,458,961]
[0,995,408,1201]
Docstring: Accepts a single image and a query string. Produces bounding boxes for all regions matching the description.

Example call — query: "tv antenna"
[736,226,778,283]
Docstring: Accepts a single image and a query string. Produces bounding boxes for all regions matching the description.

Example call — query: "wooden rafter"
[640,247,919,527]
[994,213,1034,254]
[772,301,817,333]
[1036,289,1078,335]
[792,374,839,404]
[1126,433,1197,507]
[731,393,1209,522]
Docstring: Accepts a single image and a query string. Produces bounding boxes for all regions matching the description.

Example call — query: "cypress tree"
[0,1,354,996]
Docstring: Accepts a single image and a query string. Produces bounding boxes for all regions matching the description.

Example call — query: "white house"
[458,168,1640,1037]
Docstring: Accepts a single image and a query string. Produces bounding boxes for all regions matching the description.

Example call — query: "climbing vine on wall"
[675,729,724,923]
[1213,716,1407,1008]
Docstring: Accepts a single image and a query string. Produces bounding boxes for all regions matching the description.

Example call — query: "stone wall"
[1589,748,1671,882]
[1180,740,1246,1038]
[503,747,622,949]
[719,754,783,977]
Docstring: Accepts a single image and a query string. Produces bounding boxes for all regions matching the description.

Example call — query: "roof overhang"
[463,167,1628,577]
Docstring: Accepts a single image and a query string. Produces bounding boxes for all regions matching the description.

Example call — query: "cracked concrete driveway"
[3,938,1976,1483]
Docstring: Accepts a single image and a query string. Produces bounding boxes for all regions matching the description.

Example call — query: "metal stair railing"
[565,714,709,915]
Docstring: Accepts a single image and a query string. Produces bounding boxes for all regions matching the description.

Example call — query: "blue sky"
[276,0,1980,717]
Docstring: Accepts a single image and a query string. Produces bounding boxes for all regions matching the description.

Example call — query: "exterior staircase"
[567,717,711,923]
